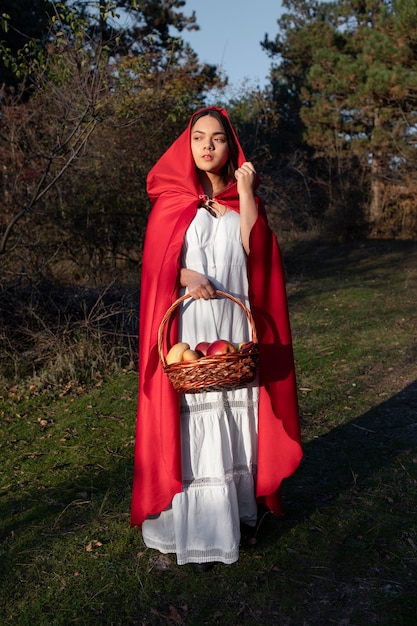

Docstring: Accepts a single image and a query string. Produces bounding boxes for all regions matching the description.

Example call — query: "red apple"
[195,341,210,356]
[238,341,255,352]
[206,339,236,356]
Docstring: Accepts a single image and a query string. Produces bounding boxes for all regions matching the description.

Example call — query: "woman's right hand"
[180,268,216,300]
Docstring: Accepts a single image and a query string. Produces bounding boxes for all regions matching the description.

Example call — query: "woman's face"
[191,115,230,177]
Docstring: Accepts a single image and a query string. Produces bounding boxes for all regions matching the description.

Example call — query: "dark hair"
[191,109,239,184]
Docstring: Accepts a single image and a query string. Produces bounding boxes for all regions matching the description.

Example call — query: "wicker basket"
[158,290,259,394]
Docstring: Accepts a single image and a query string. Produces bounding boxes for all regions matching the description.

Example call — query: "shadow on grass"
[0,453,135,570]
[276,238,417,515]
[283,238,417,283]
[282,377,417,521]
[2,379,416,555]
[2,238,417,623]
[0,454,142,624]
[1,381,416,624]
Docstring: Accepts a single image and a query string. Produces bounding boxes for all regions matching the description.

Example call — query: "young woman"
[131,107,302,571]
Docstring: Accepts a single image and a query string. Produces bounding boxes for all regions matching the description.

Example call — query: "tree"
[0,1,224,282]
[68,0,204,76]
[262,0,327,154]
[0,0,55,90]
[303,0,417,232]
[264,0,417,237]
[70,0,198,48]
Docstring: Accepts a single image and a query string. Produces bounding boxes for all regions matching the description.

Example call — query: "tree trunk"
[369,156,384,226]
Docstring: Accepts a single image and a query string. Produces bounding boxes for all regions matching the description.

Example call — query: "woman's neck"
[199,172,227,198]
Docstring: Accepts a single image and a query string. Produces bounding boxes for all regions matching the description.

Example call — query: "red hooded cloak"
[131,107,302,526]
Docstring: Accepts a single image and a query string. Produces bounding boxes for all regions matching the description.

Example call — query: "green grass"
[1,240,417,625]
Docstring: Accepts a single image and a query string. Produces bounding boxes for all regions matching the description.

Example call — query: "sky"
[180,1,284,94]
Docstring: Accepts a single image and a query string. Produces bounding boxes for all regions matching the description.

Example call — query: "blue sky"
[181,1,284,93]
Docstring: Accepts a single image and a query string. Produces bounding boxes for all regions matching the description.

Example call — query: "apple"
[166,342,190,364]
[195,341,210,356]
[206,339,236,356]
[238,341,255,352]
[182,348,200,361]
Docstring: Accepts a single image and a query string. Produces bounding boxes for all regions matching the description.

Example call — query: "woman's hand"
[180,268,216,299]
[235,161,256,197]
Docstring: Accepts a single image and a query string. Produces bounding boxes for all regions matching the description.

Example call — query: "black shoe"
[240,522,257,546]
[191,562,215,573]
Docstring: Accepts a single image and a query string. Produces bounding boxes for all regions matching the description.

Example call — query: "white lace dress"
[142,207,259,565]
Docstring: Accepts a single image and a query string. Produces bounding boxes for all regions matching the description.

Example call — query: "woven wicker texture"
[158,290,259,394]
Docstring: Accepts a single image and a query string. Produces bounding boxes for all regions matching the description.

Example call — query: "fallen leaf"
[169,605,185,624]
[85,540,103,552]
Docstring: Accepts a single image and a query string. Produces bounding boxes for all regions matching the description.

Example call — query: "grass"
[1,239,417,625]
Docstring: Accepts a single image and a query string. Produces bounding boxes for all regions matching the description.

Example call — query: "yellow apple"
[182,349,200,361]
[166,342,190,364]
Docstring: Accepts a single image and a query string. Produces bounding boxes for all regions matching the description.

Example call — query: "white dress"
[142,207,259,565]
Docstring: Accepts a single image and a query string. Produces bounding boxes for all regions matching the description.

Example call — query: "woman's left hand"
[235,161,256,197]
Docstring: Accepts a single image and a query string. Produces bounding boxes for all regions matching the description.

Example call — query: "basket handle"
[157,290,258,368]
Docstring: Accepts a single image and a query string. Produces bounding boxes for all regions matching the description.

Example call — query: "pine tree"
[265,0,417,234]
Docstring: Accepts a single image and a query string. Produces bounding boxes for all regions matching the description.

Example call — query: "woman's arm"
[180,268,216,300]
[235,161,258,255]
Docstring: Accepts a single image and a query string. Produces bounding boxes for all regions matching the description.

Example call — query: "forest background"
[1,3,417,624]
[1,0,417,390]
